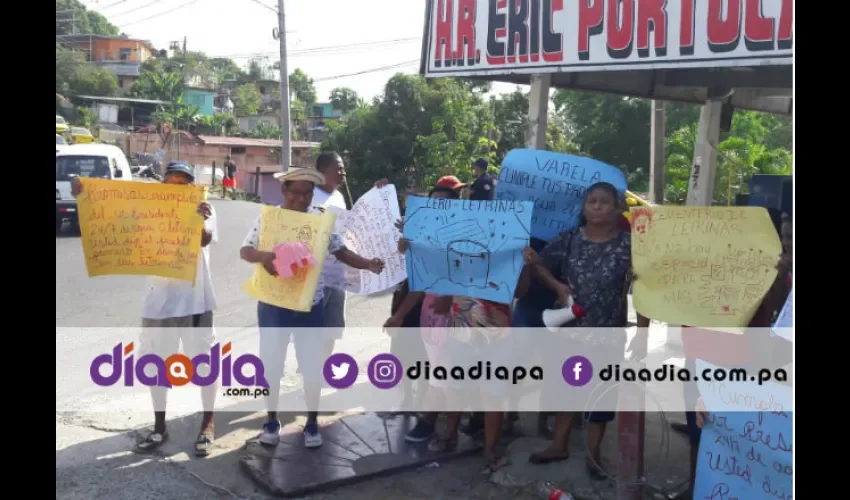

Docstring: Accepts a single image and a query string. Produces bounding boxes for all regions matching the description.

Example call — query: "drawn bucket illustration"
[446,240,490,287]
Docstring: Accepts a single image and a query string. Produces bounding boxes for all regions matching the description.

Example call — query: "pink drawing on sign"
[272,242,317,279]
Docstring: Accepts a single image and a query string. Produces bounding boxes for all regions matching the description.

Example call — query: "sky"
[85,0,517,102]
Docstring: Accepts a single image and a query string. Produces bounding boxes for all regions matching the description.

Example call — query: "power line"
[110,0,162,18]
[244,0,276,14]
[119,0,201,27]
[313,59,419,82]
[207,37,419,60]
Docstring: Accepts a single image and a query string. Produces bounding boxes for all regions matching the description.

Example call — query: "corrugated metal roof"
[196,136,319,149]
[76,95,170,105]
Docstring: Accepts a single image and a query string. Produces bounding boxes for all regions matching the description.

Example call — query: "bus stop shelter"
[418,1,792,498]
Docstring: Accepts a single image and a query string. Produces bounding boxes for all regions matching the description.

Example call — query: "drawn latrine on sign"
[631,206,781,328]
[403,196,533,304]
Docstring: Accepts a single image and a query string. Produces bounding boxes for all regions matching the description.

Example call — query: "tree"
[131,72,185,102]
[289,68,317,104]
[56,0,119,36]
[329,87,361,115]
[233,84,261,116]
[56,45,118,97]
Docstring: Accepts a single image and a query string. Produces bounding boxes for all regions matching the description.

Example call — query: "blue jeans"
[257,301,325,384]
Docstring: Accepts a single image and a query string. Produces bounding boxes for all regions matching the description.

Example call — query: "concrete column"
[525,74,551,149]
[649,100,667,204]
[686,101,724,206]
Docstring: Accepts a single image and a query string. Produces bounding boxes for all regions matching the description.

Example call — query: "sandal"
[195,432,214,457]
[427,434,458,452]
[586,458,607,481]
[135,430,169,453]
[481,454,510,474]
[528,449,570,464]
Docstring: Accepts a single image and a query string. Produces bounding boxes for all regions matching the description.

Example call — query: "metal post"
[254,166,261,196]
[277,0,292,170]
[649,100,666,204]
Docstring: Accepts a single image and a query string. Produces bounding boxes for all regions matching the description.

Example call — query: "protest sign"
[242,206,336,312]
[631,206,781,327]
[403,196,533,304]
[77,178,206,283]
[695,359,792,500]
[326,185,406,295]
[495,149,627,241]
[772,286,793,342]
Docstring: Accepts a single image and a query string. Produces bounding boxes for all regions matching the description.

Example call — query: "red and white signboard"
[422,0,793,76]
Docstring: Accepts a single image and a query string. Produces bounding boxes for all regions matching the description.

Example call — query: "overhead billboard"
[421,0,793,77]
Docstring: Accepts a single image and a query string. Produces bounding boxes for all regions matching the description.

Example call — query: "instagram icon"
[368,353,403,389]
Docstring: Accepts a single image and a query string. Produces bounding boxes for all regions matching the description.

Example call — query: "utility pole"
[649,100,667,204]
[183,36,187,55]
[277,0,292,170]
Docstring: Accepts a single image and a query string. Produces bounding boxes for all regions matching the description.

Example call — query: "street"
[56,198,542,500]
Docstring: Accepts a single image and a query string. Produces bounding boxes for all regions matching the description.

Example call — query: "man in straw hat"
[240,167,385,449]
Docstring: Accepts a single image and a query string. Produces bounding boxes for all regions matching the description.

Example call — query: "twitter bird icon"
[323,353,358,389]
[330,362,350,380]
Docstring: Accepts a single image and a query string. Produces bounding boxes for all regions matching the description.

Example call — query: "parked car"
[56,115,69,134]
[56,144,133,230]
[56,134,68,154]
[69,127,95,144]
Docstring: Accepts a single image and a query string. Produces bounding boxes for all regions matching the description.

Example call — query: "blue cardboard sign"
[695,360,793,500]
[403,196,533,304]
[495,149,628,241]
[772,286,793,342]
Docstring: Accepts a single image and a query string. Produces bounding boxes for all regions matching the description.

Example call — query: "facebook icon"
[563,356,593,387]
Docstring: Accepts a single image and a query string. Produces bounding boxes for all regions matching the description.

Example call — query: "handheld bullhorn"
[542,297,586,332]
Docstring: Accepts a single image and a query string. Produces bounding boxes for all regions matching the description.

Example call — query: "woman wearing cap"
[71,161,220,456]
[240,168,386,449]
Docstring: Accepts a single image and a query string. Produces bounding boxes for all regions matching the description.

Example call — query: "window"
[312,105,323,117]
[56,116,66,125]
[119,48,132,61]
[56,156,111,181]
[231,147,246,155]
[56,135,67,145]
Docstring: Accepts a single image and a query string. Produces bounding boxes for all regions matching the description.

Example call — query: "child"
[387,279,427,413]
[240,168,385,448]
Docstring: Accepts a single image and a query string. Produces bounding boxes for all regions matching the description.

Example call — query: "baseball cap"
[435,175,467,190]
[165,161,195,181]
[473,158,488,169]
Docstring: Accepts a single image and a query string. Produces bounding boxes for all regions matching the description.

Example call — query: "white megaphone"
[542,296,587,332]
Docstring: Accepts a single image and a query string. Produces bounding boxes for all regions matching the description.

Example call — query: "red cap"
[435,175,467,190]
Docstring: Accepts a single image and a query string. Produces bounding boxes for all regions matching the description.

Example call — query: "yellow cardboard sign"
[77,178,206,283]
[242,206,337,312]
[631,206,781,328]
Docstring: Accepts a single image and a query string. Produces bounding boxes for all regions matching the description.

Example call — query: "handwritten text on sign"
[631,206,781,328]
[403,196,533,304]
[328,185,406,295]
[695,360,792,500]
[77,178,205,283]
[241,206,336,312]
[495,149,627,241]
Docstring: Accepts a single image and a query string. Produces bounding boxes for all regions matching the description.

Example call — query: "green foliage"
[233,84,262,116]
[329,87,362,115]
[56,45,118,97]
[289,69,317,104]
[56,0,119,36]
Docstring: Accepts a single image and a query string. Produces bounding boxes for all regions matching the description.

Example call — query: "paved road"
[55,198,669,500]
[55,198,411,500]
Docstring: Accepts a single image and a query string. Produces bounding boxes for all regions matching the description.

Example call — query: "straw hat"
[272,167,325,185]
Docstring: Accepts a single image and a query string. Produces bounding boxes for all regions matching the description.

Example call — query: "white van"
[56,144,133,229]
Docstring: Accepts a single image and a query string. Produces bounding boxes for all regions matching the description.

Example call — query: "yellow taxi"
[623,190,652,222]
[69,127,95,144]
[56,115,69,134]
